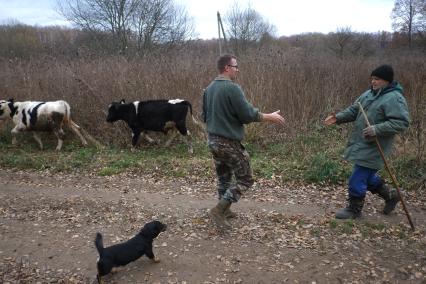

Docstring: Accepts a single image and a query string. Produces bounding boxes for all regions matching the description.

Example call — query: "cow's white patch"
[168,99,184,104]
[133,101,140,114]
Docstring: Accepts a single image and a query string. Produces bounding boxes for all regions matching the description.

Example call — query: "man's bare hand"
[262,110,285,126]
[324,114,337,125]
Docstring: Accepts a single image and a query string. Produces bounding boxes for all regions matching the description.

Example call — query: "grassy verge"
[0,128,423,190]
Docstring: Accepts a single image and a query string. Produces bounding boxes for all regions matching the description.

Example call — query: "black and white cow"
[0,99,88,150]
[106,99,199,153]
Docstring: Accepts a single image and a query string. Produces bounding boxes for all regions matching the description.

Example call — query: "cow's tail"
[182,100,206,135]
[66,117,89,146]
[58,100,101,147]
[179,100,192,115]
[78,126,103,148]
[60,100,72,124]
[95,232,104,257]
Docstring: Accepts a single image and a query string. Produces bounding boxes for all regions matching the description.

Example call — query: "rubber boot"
[224,207,237,219]
[218,194,237,218]
[209,199,232,228]
[376,184,400,215]
[335,195,365,219]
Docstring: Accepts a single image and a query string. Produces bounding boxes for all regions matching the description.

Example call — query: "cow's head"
[106,99,126,123]
[0,98,16,120]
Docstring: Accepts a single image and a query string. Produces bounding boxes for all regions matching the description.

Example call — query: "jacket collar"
[371,81,399,96]
[215,74,232,81]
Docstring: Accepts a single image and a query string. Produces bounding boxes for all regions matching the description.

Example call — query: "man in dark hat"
[324,64,410,219]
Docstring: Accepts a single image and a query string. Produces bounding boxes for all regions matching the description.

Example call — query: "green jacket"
[336,82,410,170]
[202,76,261,141]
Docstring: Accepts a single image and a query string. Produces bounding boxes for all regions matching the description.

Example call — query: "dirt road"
[1,168,425,283]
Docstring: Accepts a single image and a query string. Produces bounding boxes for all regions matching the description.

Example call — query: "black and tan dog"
[94,220,167,283]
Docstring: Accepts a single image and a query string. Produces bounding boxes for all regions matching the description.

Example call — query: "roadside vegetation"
[0,125,423,191]
[0,0,424,192]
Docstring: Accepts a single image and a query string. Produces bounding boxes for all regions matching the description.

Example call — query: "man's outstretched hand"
[262,110,285,126]
[324,114,337,125]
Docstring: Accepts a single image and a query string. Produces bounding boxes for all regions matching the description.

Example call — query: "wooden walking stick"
[358,102,415,230]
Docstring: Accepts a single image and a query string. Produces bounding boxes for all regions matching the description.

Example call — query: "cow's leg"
[175,121,193,154]
[141,132,156,144]
[49,113,66,151]
[11,125,24,146]
[183,130,193,154]
[69,120,88,146]
[54,130,65,151]
[11,132,18,145]
[32,133,44,150]
[164,128,178,147]
[131,130,141,149]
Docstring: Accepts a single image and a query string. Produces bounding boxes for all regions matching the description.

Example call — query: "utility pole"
[217,12,228,55]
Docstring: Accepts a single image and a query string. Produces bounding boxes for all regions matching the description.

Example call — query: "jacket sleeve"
[335,101,359,124]
[375,94,410,136]
[229,85,261,124]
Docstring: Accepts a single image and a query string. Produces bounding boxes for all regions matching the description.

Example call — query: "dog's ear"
[139,221,165,238]
[155,221,166,232]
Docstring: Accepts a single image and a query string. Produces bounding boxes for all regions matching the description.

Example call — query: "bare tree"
[57,0,139,53]
[224,2,276,54]
[328,27,354,59]
[130,0,194,51]
[57,0,193,54]
[391,0,426,48]
[328,27,375,58]
[377,31,393,49]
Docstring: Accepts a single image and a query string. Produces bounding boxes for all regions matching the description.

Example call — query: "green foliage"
[249,128,350,184]
[329,219,338,229]
[341,220,354,234]
[387,155,426,191]
[303,152,349,183]
[96,143,212,177]
[0,126,423,190]
[360,222,386,237]
[329,219,354,234]
[310,227,321,238]
[0,132,10,144]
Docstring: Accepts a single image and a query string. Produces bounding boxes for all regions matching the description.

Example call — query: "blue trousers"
[348,164,382,198]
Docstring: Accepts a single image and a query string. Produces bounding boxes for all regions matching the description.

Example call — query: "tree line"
[1,0,425,58]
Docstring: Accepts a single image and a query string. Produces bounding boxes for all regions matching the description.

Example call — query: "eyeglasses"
[227,64,239,69]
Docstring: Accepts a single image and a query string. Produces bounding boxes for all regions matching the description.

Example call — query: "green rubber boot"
[224,207,237,219]
[209,199,232,228]
[335,196,365,219]
[377,184,401,215]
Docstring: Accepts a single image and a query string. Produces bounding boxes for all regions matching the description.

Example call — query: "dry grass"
[0,47,424,159]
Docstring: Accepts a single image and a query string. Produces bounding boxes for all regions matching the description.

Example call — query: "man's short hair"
[217,54,237,73]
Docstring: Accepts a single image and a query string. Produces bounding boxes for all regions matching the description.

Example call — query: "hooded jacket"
[336,81,410,170]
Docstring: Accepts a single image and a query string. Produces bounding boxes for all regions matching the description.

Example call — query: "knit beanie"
[370,65,394,82]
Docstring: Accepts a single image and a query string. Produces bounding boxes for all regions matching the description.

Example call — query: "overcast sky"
[0,0,395,38]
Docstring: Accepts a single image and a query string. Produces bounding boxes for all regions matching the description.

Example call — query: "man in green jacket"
[202,54,285,229]
[324,64,410,219]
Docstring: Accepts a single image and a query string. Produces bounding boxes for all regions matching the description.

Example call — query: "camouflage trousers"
[208,134,254,203]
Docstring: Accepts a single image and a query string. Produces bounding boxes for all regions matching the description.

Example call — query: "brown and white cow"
[0,99,88,150]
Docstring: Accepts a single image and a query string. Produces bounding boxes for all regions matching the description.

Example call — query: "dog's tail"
[95,232,104,257]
